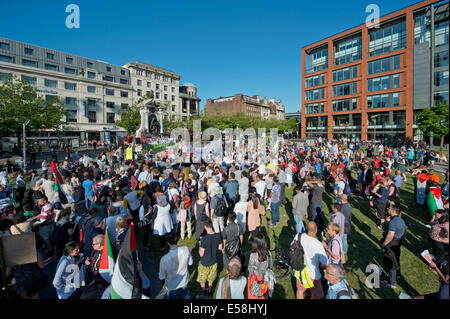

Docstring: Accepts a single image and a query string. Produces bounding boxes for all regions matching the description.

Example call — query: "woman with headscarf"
[216,256,247,299]
[153,194,173,252]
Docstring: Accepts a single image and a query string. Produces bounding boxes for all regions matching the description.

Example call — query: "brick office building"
[301,0,449,142]
[205,94,286,120]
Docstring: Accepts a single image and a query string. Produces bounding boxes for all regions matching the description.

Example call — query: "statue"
[135,90,162,142]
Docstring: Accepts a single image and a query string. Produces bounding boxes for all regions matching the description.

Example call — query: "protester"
[216,256,247,299]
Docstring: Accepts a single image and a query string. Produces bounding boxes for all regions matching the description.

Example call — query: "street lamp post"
[371,115,380,142]
[23,120,30,172]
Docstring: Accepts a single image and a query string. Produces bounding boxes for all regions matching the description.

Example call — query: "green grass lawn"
[143,171,444,299]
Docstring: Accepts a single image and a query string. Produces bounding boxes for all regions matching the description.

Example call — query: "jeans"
[167,286,191,299]
[271,201,280,225]
[342,233,348,254]
[85,194,95,210]
[389,269,397,287]
[293,215,305,234]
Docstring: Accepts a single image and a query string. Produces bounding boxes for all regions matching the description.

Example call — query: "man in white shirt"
[291,221,328,299]
[159,233,193,299]
[254,174,266,201]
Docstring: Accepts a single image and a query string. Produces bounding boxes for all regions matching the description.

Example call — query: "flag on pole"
[110,226,142,299]
[99,228,115,283]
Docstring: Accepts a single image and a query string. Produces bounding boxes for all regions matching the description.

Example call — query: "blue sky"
[0,0,417,112]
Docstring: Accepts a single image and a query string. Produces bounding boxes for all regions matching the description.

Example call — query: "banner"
[126,147,133,160]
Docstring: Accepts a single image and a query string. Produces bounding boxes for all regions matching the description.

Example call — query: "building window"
[332,98,357,112]
[66,110,77,122]
[106,102,115,108]
[308,46,328,73]
[146,82,151,88]
[105,88,115,96]
[137,80,142,86]
[333,66,358,82]
[164,94,168,100]
[334,34,362,66]
[367,55,400,75]
[87,98,97,107]
[45,95,59,103]
[155,92,160,99]
[103,75,114,82]
[435,51,449,67]
[368,74,400,92]
[120,91,128,98]
[305,88,325,101]
[87,71,96,79]
[137,89,142,96]
[332,82,357,97]
[171,95,175,102]
[156,84,160,90]
[45,63,58,71]
[305,74,325,88]
[121,70,125,75]
[107,113,115,123]
[164,85,167,91]
[87,86,96,93]
[0,55,13,63]
[106,66,112,72]
[304,102,325,114]
[21,75,37,86]
[47,53,54,60]
[155,74,161,80]
[87,62,94,68]
[65,67,76,74]
[367,92,400,109]
[65,97,77,105]
[24,48,33,55]
[434,70,449,87]
[120,78,128,85]
[369,19,406,57]
[22,59,37,67]
[435,20,449,47]
[66,57,73,64]
[45,79,58,88]
[434,90,449,105]
[414,10,431,45]
[121,103,128,109]
[88,111,97,123]
[65,82,76,90]
[0,42,9,50]
[171,87,175,93]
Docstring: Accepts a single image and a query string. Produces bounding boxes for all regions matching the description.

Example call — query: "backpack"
[214,195,227,217]
[287,234,304,271]
[336,283,358,299]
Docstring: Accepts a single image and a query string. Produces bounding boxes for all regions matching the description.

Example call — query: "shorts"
[197,263,218,284]
[296,278,324,299]
[38,223,54,240]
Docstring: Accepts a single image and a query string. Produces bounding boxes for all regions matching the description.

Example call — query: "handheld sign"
[0,233,37,267]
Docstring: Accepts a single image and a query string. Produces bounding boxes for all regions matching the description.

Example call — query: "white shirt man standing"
[159,233,193,299]
[291,221,328,299]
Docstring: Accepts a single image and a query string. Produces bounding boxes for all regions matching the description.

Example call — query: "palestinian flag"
[110,223,142,299]
[99,228,115,283]
[427,187,444,218]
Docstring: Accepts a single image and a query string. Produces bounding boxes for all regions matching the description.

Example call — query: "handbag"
[250,272,268,298]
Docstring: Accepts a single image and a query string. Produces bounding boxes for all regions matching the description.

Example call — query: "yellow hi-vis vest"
[293,267,314,289]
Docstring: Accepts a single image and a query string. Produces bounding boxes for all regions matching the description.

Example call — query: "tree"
[417,103,449,152]
[0,76,66,138]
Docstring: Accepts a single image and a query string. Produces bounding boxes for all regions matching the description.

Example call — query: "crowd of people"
[0,137,448,300]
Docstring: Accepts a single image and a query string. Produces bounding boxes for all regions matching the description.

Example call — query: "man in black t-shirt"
[222,212,244,269]
[197,220,223,299]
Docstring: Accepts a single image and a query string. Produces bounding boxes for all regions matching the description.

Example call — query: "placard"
[75,199,88,216]
[0,232,37,267]
[126,147,133,160]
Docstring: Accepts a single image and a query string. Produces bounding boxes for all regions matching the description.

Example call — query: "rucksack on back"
[287,234,304,271]
[214,195,227,217]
